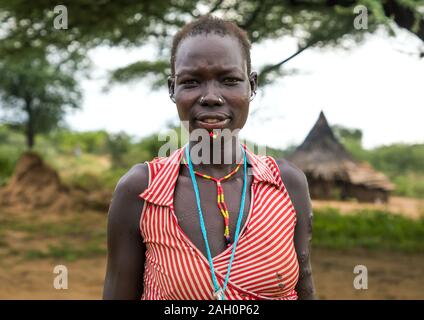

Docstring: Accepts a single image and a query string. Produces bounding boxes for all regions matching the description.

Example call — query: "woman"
[103,15,315,300]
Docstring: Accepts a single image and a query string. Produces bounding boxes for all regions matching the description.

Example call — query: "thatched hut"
[288,111,394,203]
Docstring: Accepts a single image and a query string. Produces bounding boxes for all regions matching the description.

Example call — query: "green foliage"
[106,131,134,168]
[2,0,421,91]
[67,172,105,191]
[262,145,287,159]
[108,60,170,89]
[360,144,424,198]
[313,207,424,252]
[0,125,25,186]
[0,55,82,149]
[46,129,110,154]
[391,173,424,198]
[68,168,127,192]
[1,123,422,198]
[24,240,106,261]
[137,133,168,159]
[332,124,368,160]
[107,0,422,87]
[333,124,424,198]
[332,125,363,144]
[368,144,424,175]
[0,0,193,53]
[0,212,107,261]
[0,146,21,186]
[0,216,102,237]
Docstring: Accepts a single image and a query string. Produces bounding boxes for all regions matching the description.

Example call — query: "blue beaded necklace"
[184,143,248,300]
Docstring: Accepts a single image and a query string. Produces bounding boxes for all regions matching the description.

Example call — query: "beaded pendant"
[213,287,225,300]
[209,130,218,139]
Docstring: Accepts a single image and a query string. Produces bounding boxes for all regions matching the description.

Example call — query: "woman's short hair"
[170,15,252,76]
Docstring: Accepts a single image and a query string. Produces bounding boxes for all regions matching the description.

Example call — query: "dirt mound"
[0,152,75,213]
[0,151,111,213]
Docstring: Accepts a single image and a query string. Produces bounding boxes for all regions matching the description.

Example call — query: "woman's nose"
[199,81,224,106]
[199,93,224,106]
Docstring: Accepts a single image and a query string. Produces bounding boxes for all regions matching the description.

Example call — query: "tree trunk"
[24,96,35,150]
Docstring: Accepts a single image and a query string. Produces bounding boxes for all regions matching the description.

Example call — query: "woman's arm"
[276,159,316,300]
[102,163,149,299]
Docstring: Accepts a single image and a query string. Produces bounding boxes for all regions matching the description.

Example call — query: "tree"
[0,54,82,149]
[106,0,424,87]
[331,124,368,161]
[1,0,422,88]
[333,125,363,145]
[0,0,183,147]
[106,132,133,168]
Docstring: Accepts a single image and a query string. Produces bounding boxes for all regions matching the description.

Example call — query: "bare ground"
[0,248,423,300]
[0,195,423,300]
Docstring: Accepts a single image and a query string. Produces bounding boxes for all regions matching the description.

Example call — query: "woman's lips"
[195,118,231,130]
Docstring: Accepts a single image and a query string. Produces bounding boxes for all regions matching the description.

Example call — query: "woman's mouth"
[195,118,231,130]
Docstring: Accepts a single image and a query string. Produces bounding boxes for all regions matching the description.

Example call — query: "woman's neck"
[184,136,244,177]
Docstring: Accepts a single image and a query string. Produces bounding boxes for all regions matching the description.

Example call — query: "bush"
[46,129,110,154]
[106,132,133,168]
[312,207,424,252]
[67,168,129,192]
[368,144,424,175]
[0,145,22,185]
[391,173,424,198]
[0,125,26,186]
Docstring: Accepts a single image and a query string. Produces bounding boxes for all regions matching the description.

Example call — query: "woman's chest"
[172,174,253,259]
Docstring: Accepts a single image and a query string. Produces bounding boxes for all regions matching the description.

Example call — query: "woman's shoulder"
[114,163,150,200]
[107,163,150,240]
[273,157,308,192]
[113,148,182,201]
[275,158,307,184]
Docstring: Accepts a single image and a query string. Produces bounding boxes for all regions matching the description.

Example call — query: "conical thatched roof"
[288,111,394,191]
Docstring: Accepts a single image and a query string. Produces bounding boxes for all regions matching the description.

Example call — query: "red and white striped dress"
[139,143,299,300]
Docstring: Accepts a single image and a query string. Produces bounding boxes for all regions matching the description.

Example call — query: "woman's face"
[169,34,257,135]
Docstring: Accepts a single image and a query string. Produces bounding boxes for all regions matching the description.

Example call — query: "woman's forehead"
[175,34,247,74]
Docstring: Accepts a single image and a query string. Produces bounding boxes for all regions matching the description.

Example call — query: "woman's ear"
[168,76,176,103]
[249,72,258,99]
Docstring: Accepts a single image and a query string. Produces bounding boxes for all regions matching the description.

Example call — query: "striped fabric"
[182,159,243,247]
[139,143,299,300]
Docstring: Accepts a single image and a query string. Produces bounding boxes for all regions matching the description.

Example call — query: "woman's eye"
[223,78,240,85]
[181,79,199,86]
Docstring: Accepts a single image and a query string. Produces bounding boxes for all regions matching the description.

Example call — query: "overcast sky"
[65,28,424,150]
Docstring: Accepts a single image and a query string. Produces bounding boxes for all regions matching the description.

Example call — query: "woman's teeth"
[203,119,220,123]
